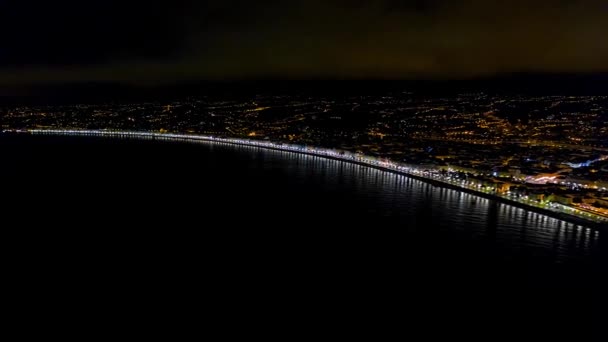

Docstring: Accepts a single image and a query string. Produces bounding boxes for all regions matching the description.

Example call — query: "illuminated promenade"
[19,129,608,228]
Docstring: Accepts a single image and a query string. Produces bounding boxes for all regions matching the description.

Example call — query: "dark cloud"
[0,0,606,84]
[0,1,192,66]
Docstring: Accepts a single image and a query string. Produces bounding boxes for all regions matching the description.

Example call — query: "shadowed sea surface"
[2,135,606,337]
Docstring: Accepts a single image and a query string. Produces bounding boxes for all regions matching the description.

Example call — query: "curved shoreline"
[10,129,607,230]
[278,151,606,229]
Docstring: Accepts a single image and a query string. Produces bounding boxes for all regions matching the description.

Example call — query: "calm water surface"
[2,135,606,334]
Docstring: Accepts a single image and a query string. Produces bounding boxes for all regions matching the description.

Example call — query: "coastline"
[9,129,607,230]
[266,148,607,230]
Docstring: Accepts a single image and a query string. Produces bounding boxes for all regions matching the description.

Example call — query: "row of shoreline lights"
[27,129,608,223]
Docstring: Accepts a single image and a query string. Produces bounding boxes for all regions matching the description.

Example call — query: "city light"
[26,129,608,226]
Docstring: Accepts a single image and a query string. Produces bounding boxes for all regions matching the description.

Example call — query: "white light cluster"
[27,129,608,224]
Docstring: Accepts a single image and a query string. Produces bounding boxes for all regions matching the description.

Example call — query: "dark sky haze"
[1,0,607,85]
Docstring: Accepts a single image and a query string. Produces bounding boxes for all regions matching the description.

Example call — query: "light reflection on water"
[226,142,601,265]
[2,134,604,290]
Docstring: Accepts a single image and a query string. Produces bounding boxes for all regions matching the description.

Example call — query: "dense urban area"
[3,92,608,222]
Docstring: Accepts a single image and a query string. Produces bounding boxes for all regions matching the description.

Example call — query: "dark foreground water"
[2,135,606,337]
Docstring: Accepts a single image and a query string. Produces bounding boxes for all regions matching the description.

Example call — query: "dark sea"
[2,135,606,338]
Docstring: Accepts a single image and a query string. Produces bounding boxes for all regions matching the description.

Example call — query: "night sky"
[1,0,607,85]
